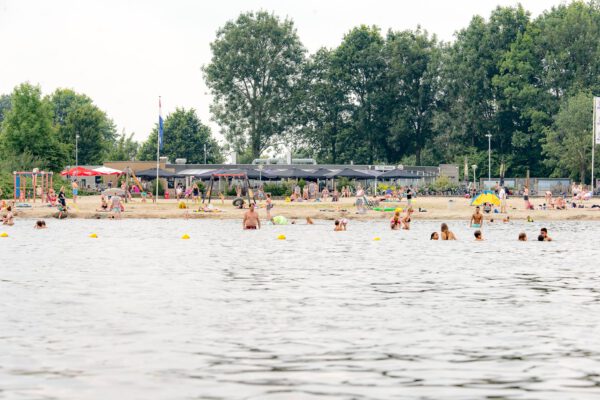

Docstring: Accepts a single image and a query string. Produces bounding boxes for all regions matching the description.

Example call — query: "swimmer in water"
[503,216,510,223]
[470,206,484,228]
[430,232,439,240]
[34,220,47,229]
[537,234,545,241]
[334,219,344,231]
[306,217,314,225]
[474,230,484,241]
[518,232,527,241]
[243,203,261,230]
[540,227,552,241]
[440,223,456,240]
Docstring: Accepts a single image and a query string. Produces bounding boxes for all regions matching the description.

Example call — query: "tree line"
[204,1,600,182]
[0,84,223,174]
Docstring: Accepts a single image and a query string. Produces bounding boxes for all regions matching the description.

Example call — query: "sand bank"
[6,195,600,222]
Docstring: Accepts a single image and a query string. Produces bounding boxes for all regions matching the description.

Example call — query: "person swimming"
[537,234,545,241]
[334,220,344,231]
[474,230,483,241]
[430,232,439,240]
[540,227,552,241]
[518,232,527,241]
[470,206,484,228]
[34,220,47,229]
[440,223,456,240]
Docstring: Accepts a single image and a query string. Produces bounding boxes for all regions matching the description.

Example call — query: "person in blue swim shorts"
[470,206,484,228]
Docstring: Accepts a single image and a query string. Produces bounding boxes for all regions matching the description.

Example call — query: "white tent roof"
[94,166,123,175]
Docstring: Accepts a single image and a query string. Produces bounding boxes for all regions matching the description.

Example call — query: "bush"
[337,177,355,190]
[263,182,292,197]
[146,179,165,196]
[431,175,458,192]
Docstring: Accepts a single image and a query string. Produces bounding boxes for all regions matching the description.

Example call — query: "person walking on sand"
[243,203,261,230]
[470,206,484,228]
[111,194,123,219]
[523,186,531,210]
[58,186,67,208]
[71,180,79,204]
[499,186,507,213]
[265,193,273,220]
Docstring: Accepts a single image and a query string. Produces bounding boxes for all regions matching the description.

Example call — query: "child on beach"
[2,206,14,226]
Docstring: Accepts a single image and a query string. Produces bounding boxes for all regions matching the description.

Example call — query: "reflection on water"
[1,218,600,399]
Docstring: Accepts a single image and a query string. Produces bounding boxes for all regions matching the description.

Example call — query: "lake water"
[1,218,600,399]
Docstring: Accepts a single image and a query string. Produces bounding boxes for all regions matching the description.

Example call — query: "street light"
[203,144,207,165]
[485,134,492,188]
[471,164,478,192]
[257,164,263,183]
[75,133,80,169]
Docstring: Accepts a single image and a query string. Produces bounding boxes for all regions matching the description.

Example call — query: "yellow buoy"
[181,234,190,239]
[277,234,286,240]
[89,233,98,238]
[0,232,8,238]
[373,237,381,241]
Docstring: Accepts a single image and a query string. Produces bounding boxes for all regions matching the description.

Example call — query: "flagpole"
[156,96,161,201]
[593,97,598,194]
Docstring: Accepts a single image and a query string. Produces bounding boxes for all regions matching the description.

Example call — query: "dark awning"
[270,168,315,179]
[378,169,423,179]
[135,168,180,178]
[325,168,374,179]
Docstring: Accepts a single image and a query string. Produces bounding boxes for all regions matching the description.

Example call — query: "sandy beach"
[7,195,600,222]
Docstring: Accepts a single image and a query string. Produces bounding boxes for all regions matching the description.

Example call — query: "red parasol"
[60,166,102,176]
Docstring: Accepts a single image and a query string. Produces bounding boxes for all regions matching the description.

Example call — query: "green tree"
[297,48,349,163]
[48,88,116,165]
[203,11,306,159]
[543,92,595,183]
[385,27,441,165]
[333,25,387,164]
[0,94,11,125]
[439,6,529,171]
[138,108,223,164]
[0,83,65,170]
[107,130,139,161]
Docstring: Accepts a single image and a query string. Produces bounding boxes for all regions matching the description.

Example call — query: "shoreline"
[6,195,600,222]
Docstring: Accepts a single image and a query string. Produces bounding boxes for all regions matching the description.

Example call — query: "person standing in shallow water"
[243,203,261,230]
[470,206,484,228]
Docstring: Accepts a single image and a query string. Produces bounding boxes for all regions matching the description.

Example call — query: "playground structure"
[203,171,256,206]
[13,170,54,203]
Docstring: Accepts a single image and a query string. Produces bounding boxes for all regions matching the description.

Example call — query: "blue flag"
[158,97,164,150]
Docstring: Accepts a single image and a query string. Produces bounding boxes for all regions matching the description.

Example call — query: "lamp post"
[257,164,263,183]
[204,144,207,165]
[75,133,80,169]
[485,134,492,188]
[471,164,478,192]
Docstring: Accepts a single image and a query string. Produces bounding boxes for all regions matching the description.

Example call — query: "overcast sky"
[0,0,564,144]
